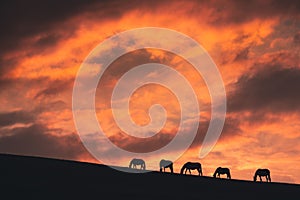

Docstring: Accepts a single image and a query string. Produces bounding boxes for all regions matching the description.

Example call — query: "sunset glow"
[0,0,299,184]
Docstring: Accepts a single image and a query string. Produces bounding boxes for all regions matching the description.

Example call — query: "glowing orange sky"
[0,0,299,184]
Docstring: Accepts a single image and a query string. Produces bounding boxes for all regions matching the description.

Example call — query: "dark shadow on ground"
[0,154,299,199]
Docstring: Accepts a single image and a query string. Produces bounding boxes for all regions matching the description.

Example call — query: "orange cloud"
[1,0,299,184]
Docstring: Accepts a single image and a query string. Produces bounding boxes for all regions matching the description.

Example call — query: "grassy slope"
[0,154,299,199]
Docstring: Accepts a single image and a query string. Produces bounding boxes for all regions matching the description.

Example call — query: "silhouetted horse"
[159,159,173,173]
[129,158,146,170]
[254,168,271,182]
[180,162,202,176]
[213,167,231,179]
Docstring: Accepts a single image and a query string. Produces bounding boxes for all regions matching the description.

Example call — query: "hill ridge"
[0,153,299,199]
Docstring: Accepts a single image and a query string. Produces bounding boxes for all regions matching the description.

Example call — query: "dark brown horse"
[159,159,173,173]
[213,167,231,179]
[180,162,202,176]
[254,168,271,182]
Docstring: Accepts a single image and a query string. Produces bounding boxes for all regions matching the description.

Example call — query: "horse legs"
[259,176,262,182]
[197,168,202,176]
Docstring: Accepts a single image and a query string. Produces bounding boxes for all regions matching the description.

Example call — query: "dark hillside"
[0,154,299,199]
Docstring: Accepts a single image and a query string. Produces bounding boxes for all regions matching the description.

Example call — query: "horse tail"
[129,160,133,168]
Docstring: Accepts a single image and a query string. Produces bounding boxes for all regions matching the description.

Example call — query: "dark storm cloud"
[31,32,74,55]
[106,116,241,154]
[234,46,251,62]
[108,131,175,153]
[40,100,68,112]
[1,0,299,57]
[220,117,242,138]
[0,110,34,127]
[0,76,50,94]
[0,77,68,101]
[0,0,171,55]
[101,49,166,79]
[0,0,175,78]
[294,32,300,44]
[0,0,98,77]
[228,66,300,113]
[34,78,73,100]
[0,78,13,90]
[233,34,251,43]
[0,58,19,79]
[106,106,242,154]
[207,0,300,26]
[0,0,99,53]
[190,116,241,148]
[0,124,92,160]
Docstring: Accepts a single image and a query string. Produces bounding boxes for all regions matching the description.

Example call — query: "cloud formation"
[0,0,299,183]
[0,124,93,161]
[228,66,300,113]
[0,110,34,127]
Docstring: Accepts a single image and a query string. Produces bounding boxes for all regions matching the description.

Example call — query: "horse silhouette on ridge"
[254,168,271,182]
[213,167,231,179]
[180,162,203,176]
[159,159,174,173]
[129,158,146,170]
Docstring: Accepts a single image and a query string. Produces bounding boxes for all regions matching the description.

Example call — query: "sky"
[0,0,300,184]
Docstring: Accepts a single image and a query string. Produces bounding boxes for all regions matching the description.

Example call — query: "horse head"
[253,175,257,182]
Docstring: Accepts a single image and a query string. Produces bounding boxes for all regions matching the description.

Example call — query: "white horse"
[129,158,146,170]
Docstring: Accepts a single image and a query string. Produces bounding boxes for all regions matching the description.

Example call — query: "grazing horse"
[159,159,174,173]
[180,162,202,176]
[254,168,271,182]
[129,158,146,170]
[213,167,231,179]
